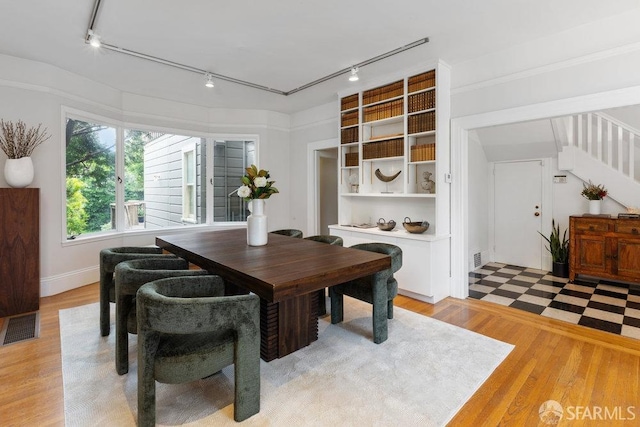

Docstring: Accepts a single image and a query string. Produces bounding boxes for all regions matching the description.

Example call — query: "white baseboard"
[398,288,441,304]
[41,266,99,297]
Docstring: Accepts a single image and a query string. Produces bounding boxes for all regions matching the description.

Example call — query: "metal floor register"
[0,312,40,345]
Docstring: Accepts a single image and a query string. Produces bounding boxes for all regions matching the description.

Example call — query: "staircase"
[555,112,640,209]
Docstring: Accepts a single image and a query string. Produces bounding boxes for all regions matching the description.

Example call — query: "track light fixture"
[204,73,215,88]
[87,30,101,48]
[84,2,429,94]
[349,67,359,82]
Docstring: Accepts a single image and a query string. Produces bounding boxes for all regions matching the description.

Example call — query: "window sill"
[61,223,246,247]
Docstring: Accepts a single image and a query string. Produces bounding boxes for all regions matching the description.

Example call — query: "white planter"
[247,199,268,246]
[4,157,34,188]
[588,199,602,215]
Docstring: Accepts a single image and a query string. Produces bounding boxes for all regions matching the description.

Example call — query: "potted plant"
[137,205,145,223]
[581,180,607,215]
[0,119,51,187]
[538,219,569,278]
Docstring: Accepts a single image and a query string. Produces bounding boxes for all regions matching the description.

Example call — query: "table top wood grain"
[156,228,391,302]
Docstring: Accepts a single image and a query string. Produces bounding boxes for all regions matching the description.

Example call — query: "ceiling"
[0,1,639,113]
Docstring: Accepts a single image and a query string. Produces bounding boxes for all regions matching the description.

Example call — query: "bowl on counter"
[402,217,429,234]
[377,218,396,231]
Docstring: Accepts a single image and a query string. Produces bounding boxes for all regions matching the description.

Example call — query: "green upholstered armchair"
[304,235,344,315]
[114,258,209,375]
[270,229,303,238]
[329,242,402,344]
[99,246,176,336]
[136,276,260,425]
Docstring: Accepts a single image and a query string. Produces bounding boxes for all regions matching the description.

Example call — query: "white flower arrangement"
[237,165,279,202]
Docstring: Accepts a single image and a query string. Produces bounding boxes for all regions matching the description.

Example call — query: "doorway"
[316,148,338,235]
[306,139,339,236]
[451,86,640,299]
[492,160,544,269]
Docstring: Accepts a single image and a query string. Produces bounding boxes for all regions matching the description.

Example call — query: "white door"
[493,160,543,269]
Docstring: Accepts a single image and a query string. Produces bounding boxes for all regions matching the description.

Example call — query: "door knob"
[534,212,540,216]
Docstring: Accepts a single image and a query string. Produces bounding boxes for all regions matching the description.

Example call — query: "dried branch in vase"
[0,119,51,159]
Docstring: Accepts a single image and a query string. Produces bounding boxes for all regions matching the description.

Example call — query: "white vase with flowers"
[581,180,607,215]
[237,165,279,246]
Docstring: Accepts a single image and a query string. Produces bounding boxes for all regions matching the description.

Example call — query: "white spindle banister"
[587,113,593,155]
[568,116,574,146]
[567,112,640,182]
[618,126,623,173]
[596,115,603,161]
[630,133,635,180]
[607,121,613,168]
[577,114,583,151]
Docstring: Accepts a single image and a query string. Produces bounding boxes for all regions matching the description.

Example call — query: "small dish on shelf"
[403,217,429,234]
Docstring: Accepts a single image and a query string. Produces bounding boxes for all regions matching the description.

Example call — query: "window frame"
[181,143,197,223]
[61,106,260,246]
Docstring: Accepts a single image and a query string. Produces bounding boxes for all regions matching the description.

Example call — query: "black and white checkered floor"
[469,262,640,340]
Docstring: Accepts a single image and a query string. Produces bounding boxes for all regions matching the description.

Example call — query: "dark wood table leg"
[259,291,319,361]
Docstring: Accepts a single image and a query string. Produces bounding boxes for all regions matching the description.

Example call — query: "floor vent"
[473,252,482,268]
[0,312,39,346]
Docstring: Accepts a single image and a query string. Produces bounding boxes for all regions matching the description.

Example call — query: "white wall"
[0,54,290,296]
[466,133,490,270]
[289,102,337,235]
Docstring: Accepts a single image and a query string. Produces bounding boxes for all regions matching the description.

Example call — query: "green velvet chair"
[99,246,177,336]
[270,229,303,238]
[114,258,210,375]
[136,276,260,426]
[304,235,343,315]
[329,242,402,344]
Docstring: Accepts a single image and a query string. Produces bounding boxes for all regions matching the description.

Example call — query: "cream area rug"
[60,299,513,426]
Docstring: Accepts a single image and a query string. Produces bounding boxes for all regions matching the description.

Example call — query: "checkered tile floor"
[469,262,640,340]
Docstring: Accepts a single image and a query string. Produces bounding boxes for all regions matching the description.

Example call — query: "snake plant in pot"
[538,219,569,278]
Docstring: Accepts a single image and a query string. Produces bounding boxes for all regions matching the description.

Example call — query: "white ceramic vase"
[247,199,268,246]
[4,157,34,188]
[588,199,602,215]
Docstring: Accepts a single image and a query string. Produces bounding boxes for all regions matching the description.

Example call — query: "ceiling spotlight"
[87,30,101,48]
[204,73,215,88]
[349,67,359,82]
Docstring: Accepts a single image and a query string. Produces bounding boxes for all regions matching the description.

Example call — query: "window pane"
[128,131,206,228]
[123,130,155,230]
[212,140,255,222]
[65,118,116,238]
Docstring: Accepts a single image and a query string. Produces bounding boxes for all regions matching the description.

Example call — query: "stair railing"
[567,112,639,182]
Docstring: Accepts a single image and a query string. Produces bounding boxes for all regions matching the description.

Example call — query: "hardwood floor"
[1,285,639,426]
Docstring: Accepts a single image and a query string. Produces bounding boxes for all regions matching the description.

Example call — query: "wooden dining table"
[156,228,391,361]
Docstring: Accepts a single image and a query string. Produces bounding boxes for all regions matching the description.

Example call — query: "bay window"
[64,110,257,240]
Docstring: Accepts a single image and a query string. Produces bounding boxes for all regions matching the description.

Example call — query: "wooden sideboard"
[0,188,40,317]
[569,215,640,283]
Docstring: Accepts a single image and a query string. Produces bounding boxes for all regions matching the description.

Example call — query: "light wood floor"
[1,284,639,426]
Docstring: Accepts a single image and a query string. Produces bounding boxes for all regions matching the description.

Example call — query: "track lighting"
[349,67,359,82]
[87,30,101,48]
[204,73,214,88]
[84,0,429,95]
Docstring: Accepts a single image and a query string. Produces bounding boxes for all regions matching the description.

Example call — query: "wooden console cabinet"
[0,188,40,317]
[569,215,640,283]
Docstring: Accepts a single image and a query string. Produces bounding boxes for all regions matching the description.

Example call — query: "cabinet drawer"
[615,221,640,235]
[574,221,609,232]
